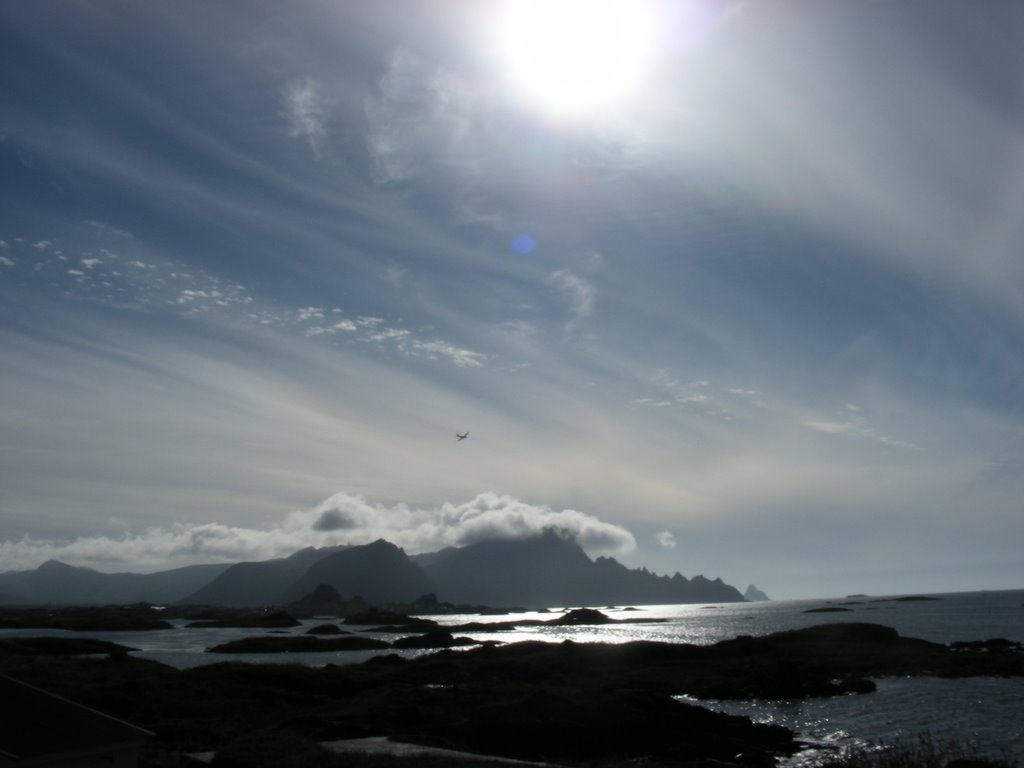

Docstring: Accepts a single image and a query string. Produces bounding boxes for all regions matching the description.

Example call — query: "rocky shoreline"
[1,609,1022,768]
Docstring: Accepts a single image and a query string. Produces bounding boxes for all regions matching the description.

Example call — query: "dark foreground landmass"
[1,618,1022,768]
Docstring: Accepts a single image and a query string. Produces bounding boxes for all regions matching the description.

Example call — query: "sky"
[1,0,1022,600]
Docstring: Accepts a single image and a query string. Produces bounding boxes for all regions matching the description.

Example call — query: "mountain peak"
[744,584,770,601]
[5,538,747,609]
[37,560,90,574]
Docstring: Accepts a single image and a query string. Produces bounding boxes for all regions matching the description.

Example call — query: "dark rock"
[366,653,407,666]
[285,585,369,619]
[403,687,795,764]
[208,635,390,653]
[547,608,615,625]
[407,593,443,612]
[0,605,172,631]
[0,636,139,656]
[343,611,439,632]
[391,631,480,649]
[304,624,345,636]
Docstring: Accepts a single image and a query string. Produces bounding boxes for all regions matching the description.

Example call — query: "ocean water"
[3,589,1022,762]
[683,675,1024,767]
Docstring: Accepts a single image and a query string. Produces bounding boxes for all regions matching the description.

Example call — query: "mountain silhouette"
[1,534,746,607]
[183,546,347,607]
[417,530,745,607]
[0,560,230,606]
[281,539,434,605]
[745,584,770,601]
[419,529,595,607]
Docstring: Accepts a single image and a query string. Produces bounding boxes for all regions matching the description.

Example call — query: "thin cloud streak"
[283,76,328,154]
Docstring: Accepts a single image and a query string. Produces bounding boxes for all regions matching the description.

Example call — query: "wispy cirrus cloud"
[364,49,476,185]
[802,417,919,450]
[1,233,487,371]
[633,373,729,418]
[283,76,328,154]
[296,308,485,367]
[547,269,595,326]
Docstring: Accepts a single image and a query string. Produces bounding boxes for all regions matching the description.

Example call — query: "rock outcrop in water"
[284,583,369,617]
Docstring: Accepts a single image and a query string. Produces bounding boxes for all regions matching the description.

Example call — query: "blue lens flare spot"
[512,233,536,255]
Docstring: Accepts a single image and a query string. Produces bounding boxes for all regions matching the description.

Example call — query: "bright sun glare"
[498,0,655,117]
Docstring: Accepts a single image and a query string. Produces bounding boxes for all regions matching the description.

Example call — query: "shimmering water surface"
[683,675,1024,767]
[4,589,1022,761]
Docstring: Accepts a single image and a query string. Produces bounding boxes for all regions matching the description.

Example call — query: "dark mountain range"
[0,533,746,607]
[589,554,746,605]
[0,560,231,606]
[417,531,744,606]
[183,545,348,607]
[280,539,434,605]
[419,530,601,607]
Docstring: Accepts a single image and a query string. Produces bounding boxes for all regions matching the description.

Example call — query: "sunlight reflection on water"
[679,676,1024,767]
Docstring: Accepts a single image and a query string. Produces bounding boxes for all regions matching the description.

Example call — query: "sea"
[3,588,1022,765]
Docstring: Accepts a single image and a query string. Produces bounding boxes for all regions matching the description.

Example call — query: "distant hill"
[0,560,231,606]
[0,532,747,608]
[589,555,746,605]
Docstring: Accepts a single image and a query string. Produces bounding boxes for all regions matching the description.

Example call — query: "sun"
[496,0,656,118]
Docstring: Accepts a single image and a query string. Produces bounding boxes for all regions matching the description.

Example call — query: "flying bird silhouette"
[456,432,469,441]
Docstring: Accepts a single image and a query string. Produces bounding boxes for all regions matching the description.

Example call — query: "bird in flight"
[456,432,469,441]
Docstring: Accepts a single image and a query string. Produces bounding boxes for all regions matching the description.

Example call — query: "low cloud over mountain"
[0,491,636,573]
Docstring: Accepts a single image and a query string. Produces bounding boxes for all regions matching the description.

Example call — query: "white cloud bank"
[0,491,636,573]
